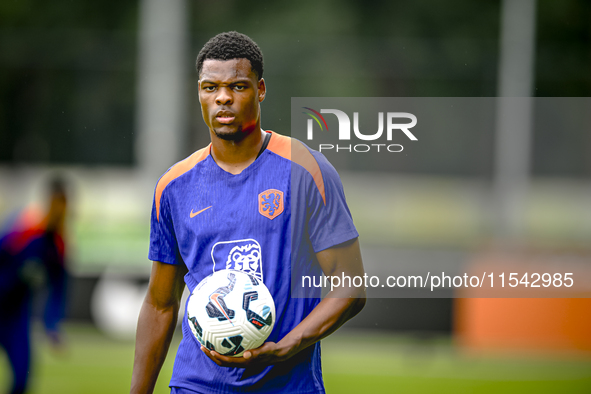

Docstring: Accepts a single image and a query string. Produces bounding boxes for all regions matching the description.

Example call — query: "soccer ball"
[187,269,275,357]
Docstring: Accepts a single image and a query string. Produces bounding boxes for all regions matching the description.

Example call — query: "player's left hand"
[200,342,291,368]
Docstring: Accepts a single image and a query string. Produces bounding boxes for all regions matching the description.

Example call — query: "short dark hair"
[47,174,67,199]
[196,31,264,80]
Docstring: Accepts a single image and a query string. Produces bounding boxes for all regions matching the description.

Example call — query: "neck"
[210,127,267,175]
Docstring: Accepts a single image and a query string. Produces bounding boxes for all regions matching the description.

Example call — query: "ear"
[258,78,266,103]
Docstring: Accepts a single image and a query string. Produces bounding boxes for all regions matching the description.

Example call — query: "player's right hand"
[201,341,292,368]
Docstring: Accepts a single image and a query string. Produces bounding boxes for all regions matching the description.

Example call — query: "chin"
[213,126,245,141]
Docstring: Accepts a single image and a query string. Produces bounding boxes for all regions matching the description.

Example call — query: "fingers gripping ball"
[187,269,275,357]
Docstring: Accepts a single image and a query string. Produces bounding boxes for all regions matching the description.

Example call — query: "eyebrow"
[199,78,252,84]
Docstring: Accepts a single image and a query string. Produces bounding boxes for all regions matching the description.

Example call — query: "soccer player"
[131,31,366,394]
[0,176,68,394]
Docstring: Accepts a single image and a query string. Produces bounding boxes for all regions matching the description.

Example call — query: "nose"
[215,87,233,105]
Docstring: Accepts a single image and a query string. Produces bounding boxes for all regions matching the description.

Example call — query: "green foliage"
[1,0,590,171]
[0,1,137,164]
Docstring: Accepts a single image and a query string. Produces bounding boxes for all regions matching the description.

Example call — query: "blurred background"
[1,0,591,393]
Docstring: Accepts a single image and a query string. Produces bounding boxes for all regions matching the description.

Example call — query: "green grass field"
[1,324,590,393]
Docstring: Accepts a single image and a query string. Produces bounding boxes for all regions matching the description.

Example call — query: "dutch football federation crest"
[211,239,263,281]
[258,189,284,220]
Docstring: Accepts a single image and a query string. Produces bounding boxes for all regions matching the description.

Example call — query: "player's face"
[198,58,266,141]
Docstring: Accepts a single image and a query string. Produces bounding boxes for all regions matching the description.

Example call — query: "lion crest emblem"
[258,189,284,220]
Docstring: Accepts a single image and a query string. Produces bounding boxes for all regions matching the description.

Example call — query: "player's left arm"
[202,237,366,367]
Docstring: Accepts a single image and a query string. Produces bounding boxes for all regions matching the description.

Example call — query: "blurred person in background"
[0,175,69,394]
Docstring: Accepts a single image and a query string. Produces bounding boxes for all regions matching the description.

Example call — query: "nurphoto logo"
[302,107,417,153]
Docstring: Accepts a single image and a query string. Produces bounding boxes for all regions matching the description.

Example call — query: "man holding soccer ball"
[131,31,366,394]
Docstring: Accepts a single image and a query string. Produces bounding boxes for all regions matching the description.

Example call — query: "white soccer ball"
[187,269,275,357]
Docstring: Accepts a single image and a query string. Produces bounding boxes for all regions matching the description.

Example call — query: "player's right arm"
[130,260,187,394]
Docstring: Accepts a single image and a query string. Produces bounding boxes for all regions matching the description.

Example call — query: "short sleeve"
[148,188,181,265]
[306,152,359,253]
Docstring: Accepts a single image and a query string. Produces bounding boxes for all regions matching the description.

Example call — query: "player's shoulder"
[267,131,335,173]
[155,144,210,194]
[267,131,341,205]
[154,144,210,220]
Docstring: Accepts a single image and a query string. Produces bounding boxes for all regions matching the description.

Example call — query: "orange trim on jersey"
[155,145,210,221]
[266,131,326,205]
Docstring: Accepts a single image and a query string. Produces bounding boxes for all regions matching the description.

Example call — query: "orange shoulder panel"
[266,131,326,205]
[155,145,210,221]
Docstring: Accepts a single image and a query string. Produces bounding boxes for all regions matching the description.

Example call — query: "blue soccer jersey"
[149,131,358,394]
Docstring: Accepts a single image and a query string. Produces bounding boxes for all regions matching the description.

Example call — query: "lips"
[216,110,235,124]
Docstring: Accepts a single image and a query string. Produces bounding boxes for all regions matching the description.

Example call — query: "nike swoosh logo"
[190,206,212,218]
[211,293,233,324]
